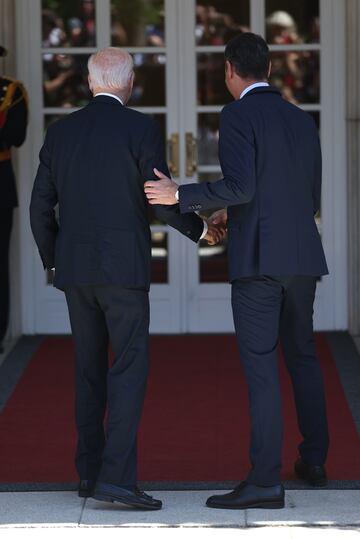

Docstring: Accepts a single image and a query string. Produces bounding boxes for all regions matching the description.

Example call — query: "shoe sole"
[78,491,94,498]
[93,492,162,511]
[206,499,285,510]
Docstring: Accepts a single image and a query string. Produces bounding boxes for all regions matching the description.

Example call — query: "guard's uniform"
[0,75,28,346]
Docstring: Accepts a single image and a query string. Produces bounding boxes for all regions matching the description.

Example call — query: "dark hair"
[224,32,270,80]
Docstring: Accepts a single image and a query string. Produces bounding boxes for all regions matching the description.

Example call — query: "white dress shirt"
[94,92,124,105]
[240,81,269,99]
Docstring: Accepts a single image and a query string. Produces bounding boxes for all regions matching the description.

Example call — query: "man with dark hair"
[145,32,329,510]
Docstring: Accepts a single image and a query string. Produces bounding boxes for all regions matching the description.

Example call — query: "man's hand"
[144,168,178,205]
[203,209,228,245]
[208,208,228,227]
[203,222,227,246]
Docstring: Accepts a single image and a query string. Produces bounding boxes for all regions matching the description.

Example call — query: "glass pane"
[151,230,168,283]
[129,53,166,106]
[266,0,320,44]
[198,113,219,165]
[197,53,232,106]
[43,54,91,107]
[42,0,96,47]
[198,173,228,283]
[270,50,319,104]
[195,0,250,45]
[111,0,165,47]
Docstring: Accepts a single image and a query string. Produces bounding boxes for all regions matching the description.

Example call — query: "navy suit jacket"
[30,95,204,290]
[179,86,328,280]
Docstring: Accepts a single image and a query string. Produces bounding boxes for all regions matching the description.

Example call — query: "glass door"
[21,0,346,333]
[180,0,346,331]
[30,0,186,333]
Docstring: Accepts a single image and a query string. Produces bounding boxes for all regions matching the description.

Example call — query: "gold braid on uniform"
[0,77,28,113]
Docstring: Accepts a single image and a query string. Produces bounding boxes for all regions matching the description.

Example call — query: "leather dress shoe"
[93,481,162,510]
[78,479,96,498]
[206,481,284,510]
[295,457,327,487]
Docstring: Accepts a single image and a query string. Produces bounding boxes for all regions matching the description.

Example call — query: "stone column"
[346,0,360,335]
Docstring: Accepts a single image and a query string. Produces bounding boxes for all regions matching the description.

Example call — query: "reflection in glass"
[266,0,319,44]
[43,54,91,107]
[42,0,96,48]
[151,231,168,283]
[197,53,231,106]
[111,0,165,47]
[198,173,228,283]
[196,0,250,45]
[198,114,219,165]
[270,51,319,104]
[129,53,166,106]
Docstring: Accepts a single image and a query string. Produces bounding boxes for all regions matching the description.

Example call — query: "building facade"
[1,0,357,335]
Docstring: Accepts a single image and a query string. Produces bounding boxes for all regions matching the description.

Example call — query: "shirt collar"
[94,92,124,105]
[240,82,270,100]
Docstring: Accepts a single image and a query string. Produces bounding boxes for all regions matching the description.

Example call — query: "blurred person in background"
[0,46,28,353]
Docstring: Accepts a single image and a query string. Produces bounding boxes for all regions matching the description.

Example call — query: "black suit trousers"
[64,285,150,487]
[231,275,329,486]
[0,208,13,343]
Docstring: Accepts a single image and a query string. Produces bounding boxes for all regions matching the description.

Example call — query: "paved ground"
[0,490,359,537]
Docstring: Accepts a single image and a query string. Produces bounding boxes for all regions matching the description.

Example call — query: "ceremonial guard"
[0,46,28,352]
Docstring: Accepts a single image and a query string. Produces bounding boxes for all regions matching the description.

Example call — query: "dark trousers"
[231,275,329,486]
[64,285,150,487]
[0,208,13,344]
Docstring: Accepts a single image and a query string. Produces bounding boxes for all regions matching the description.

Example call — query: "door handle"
[167,133,179,177]
[186,132,197,177]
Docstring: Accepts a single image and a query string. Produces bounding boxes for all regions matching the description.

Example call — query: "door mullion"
[250,0,265,36]
[95,0,110,47]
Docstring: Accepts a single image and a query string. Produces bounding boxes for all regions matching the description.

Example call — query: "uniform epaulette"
[0,78,28,111]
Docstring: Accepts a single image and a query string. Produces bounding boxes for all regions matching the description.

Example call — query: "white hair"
[88,47,134,91]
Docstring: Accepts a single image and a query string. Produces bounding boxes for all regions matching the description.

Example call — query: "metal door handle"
[167,133,179,177]
[186,132,197,177]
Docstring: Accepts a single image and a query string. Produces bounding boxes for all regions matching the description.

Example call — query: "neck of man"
[238,78,268,97]
[92,87,127,103]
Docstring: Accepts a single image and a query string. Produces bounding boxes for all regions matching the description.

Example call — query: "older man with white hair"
[30,47,224,511]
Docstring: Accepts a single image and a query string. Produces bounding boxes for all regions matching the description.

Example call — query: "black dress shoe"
[93,481,162,510]
[206,482,285,510]
[295,457,327,487]
[78,479,96,498]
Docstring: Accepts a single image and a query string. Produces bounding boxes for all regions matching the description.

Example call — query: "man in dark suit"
[0,45,28,353]
[30,47,223,510]
[145,33,329,509]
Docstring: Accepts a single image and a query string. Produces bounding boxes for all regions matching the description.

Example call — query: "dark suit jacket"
[0,77,28,208]
[30,95,204,290]
[179,86,328,279]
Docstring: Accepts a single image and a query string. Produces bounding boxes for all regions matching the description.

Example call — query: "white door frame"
[15,0,347,334]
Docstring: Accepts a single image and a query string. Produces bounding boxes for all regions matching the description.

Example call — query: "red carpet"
[0,334,359,483]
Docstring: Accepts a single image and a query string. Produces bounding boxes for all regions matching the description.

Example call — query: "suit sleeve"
[29,129,59,269]
[138,119,204,242]
[178,106,256,213]
[313,133,322,215]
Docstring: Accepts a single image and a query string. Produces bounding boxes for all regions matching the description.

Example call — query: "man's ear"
[225,60,234,79]
[88,74,93,93]
[267,60,272,79]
